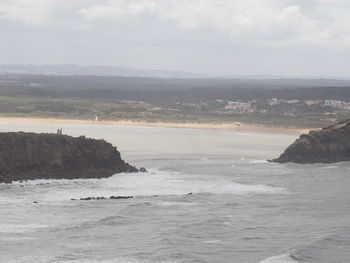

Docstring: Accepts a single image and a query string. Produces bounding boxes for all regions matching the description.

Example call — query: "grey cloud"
[0,0,350,77]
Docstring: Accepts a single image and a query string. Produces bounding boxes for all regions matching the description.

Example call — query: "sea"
[0,123,349,263]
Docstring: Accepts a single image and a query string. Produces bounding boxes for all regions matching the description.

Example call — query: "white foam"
[259,254,301,263]
[98,169,286,197]
[249,160,269,164]
[61,260,141,263]
[203,239,222,244]
[197,158,234,165]
[150,201,197,207]
[0,169,287,204]
[316,165,338,170]
[0,237,36,241]
[61,259,177,263]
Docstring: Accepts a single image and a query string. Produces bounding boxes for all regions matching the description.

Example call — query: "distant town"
[1,74,350,128]
[217,98,350,114]
[142,97,350,117]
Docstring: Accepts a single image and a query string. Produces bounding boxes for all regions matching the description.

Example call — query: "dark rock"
[124,164,139,173]
[110,195,133,200]
[33,201,38,203]
[139,167,147,173]
[0,132,140,183]
[80,197,92,200]
[76,196,133,201]
[271,119,350,164]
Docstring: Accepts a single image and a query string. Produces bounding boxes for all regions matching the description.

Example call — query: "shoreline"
[0,117,311,134]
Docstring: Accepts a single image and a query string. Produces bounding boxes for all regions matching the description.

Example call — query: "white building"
[324,100,345,108]
[224,101,252,113]
[267,98,279,105]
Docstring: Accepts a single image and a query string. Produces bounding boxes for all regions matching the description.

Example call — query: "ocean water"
[0,123,349,263]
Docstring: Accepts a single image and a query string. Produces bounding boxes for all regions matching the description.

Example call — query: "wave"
[0,237,36,241]
[292,230,350,263]
[60,259,177,263]
[195,157,270,165]
[95,169,287,196]
[0,168,286,205]
[261,230,350,263]
[259,254,302,263]
[0,223,47,233]
[248,160,269,164]
[148,201,198,207]
[203,239,222,244]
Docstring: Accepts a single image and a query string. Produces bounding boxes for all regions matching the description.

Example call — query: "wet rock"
[80,197,92,201]
[76,196,133,201]
[139,167,147,173]
[271,119,350,164]
[2,178,12,184]
[110,195,133,200]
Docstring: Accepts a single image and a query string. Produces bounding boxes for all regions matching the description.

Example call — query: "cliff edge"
[0,132,138,183]
[271,119,350,164]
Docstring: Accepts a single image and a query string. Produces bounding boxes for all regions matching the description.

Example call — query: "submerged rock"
[271,119,350,164]
[0,132,139,183]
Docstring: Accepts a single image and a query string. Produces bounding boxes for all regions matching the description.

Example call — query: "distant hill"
[1,65,350,86]
[0,64,206,79]
[1,74,350,103]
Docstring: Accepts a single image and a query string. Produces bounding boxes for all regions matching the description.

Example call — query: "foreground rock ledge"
[271,119,350,164]
[0,132,139,183]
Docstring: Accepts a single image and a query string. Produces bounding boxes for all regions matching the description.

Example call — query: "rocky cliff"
[0,132,138,183]
[271,119,350,164]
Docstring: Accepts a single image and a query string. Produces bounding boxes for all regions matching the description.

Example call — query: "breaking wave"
[0,168,287,205]
[259,254,302,263]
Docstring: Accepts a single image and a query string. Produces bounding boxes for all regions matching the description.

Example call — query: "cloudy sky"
[1,0,350,77]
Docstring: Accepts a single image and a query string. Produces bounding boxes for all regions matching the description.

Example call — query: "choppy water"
[0,123,349,263]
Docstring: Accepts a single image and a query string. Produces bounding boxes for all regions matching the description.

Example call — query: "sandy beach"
[0,117,311,134]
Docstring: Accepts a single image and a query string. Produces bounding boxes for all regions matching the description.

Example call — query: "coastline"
[0,117,310,134]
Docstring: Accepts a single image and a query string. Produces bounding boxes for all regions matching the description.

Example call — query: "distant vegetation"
[0,74,349,128]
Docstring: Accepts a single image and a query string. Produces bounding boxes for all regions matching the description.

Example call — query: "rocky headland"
[271,119,350,164]
[0,132,140,183]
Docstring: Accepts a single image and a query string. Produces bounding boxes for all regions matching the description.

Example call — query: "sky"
[1,0,350,77]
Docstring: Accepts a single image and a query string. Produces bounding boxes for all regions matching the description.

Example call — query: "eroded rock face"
[271,119,350,164]
[0,132,138,183]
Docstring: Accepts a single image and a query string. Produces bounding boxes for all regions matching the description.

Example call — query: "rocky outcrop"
[0,132,139,183]
[271,119,350,164]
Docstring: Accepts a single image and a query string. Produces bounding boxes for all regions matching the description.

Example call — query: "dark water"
[0,123,349,263]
